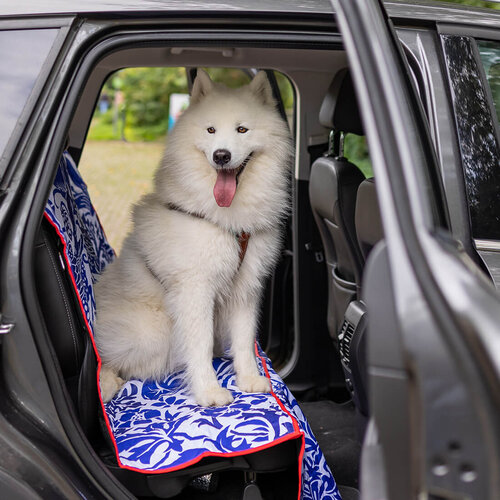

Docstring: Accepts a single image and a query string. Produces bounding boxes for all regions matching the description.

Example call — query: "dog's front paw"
[195,386,234,407]
[100,367,125,402]
[237,375,271,394]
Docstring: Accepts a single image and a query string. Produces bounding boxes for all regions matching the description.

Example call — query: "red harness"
[237,231,250,267]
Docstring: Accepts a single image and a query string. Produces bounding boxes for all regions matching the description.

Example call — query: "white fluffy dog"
[95,70,292,406]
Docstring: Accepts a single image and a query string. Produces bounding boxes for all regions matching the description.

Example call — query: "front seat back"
[309,68,365,340]
[337,177,383,419]
[355,177,383,262]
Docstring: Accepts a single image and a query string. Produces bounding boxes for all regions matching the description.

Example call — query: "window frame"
[440,28,500,244]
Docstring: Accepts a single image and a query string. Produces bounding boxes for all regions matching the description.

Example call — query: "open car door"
[333,1,500,499]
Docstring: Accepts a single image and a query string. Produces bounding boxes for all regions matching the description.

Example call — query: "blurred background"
[80,67,300,251]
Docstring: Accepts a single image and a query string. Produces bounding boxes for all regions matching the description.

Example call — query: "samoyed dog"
[95,70,292,406]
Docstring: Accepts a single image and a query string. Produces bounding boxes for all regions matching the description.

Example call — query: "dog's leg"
[100,365,125,402]
[226,297,271,394]
[168,287,233,407]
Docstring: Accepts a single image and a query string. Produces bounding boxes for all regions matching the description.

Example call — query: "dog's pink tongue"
[213,169,237,207]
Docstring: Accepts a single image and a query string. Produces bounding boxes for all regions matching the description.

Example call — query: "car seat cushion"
[44,152,341,500]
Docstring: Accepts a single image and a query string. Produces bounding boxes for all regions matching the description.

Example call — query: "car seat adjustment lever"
[305,242,324,263]
[243,471,263,500]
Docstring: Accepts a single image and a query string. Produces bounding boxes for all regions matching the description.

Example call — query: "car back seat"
[308,68,384,429]
[34,152,341,499]
[34,217,101,440]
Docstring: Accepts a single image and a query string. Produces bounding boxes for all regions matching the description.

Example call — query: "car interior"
[31,42,385,500]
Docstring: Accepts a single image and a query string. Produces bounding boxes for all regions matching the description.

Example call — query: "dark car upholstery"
[309,68,365,340]
[355,178,383,261]
[34,218,101,439]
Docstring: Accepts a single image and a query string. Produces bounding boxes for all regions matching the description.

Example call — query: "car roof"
[1,0,500,27]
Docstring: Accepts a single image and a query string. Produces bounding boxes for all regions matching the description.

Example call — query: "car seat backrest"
[35,218,102,438]
[34,218,86,402]
[355,177,383,261]
[309,157,365,283]
[34,153,115,439]
[309,68,365,339]
[319,68,364,135]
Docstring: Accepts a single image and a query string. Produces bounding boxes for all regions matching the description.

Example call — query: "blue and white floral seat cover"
[44,152,342,500]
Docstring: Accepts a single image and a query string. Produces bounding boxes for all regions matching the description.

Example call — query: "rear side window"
[0,29,58,163]
[478,40,500,124]
[80,67,295,252]
[442,35,500,241]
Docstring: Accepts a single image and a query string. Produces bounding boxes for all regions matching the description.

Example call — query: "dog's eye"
[237,126,248,134]
[207,127,216,134]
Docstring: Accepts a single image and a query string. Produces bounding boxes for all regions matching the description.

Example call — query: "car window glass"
[441,35,500,241]
[203,67,252,86]
[478,40,500,124]
[81,67,189,251]
[0,29,58,159]
[273,70,294,129]
[344,134,372,178]
[80,67,295,252]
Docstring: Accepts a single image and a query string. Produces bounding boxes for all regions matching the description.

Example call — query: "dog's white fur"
[95,70,292,406]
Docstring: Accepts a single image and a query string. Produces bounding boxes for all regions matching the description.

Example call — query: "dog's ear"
[248,71,275,107]
[191,69,214,104]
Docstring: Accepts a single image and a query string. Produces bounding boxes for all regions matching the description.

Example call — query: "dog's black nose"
[213,149,231,166]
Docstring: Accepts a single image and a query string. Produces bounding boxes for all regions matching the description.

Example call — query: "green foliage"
[86,114,116,141]
[204,67,252,87]
[88,67,188,142]
[275,71,294,112]
[344,134,373,178]
[88,67,296,142]
[121,67,187,128]
[437,0,500,8]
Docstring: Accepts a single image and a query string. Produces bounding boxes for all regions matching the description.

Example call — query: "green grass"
[344,134,373,178]
[79,140,165,252]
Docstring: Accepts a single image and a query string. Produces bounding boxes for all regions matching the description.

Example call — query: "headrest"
[319,68,364,136]
[355,178,383,259]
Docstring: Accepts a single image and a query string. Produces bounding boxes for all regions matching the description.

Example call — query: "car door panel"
[334,1,500,498]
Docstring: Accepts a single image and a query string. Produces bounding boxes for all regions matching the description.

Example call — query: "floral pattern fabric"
[44,152,341,499]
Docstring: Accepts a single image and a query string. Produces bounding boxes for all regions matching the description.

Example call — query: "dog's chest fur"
[131,200,279,304]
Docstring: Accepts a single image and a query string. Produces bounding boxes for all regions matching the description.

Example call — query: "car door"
[333,1,500,499]
[0,15,137,500]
